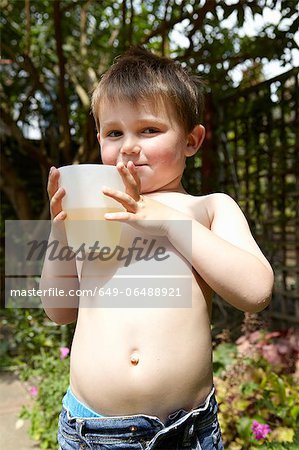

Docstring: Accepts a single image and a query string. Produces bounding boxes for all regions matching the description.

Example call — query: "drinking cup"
[58,164,124,251]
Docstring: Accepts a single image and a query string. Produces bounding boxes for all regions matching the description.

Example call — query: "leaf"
[240,381,259,396]
[271,427,295,443]
[213,343,237,375]
[236,416,252,438]
[269,372,286,404]
[234,398,251,412]
[290,405,299,421]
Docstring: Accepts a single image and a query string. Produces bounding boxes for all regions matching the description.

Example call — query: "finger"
[127,161,141,193]
[50,186,65,218]
[53,210,67,223]
[116,162,140,201]
[102,186,137,213]
[47,167,60,199]
[104,211,132,221]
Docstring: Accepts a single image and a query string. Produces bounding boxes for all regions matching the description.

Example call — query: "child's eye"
[107,130,122,137]
[142,128,160,134]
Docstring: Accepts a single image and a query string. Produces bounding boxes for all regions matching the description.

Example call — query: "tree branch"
[80,0,90,58]
[180,0,217,61]
[2,41,50,98]
[68,69,90,109]
[161,0,171,56]
[53,0,72,162]
[1,109,52,169]
[128,0,134,46]
[0,152,33,219]
[25,0,31,56]
[140,1,215,45]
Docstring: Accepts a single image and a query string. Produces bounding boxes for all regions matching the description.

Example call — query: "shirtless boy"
[40,47,274,450]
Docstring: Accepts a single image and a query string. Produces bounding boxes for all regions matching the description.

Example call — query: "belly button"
[130,352,139,365]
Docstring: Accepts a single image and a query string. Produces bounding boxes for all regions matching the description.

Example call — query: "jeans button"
[130,425,138,432]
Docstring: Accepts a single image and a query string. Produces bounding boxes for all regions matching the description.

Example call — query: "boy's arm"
[40,225,79,325]
[102,163,274,313]
[166,193,274,312]
[40,167,79,325]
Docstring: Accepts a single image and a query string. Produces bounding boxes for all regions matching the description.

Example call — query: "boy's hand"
[47,167,67,222]
[102,162,182,236]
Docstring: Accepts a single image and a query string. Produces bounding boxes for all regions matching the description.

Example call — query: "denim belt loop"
[76,418,85,436]
[182,417,199,448]
[76,419,93,450]
[182,423,192,447]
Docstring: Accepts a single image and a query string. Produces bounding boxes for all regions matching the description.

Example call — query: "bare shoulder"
[198,192,238,207]
[147,191,211,227]
[146,191,240,228]
[195,192,252,234]
[202,193,274,272]
[199,192,240,217]
[185,192,239,228]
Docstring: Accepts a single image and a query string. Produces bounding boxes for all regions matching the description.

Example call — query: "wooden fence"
[215,68,299,328]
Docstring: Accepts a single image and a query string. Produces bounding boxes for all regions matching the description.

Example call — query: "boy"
[41,47,274,449]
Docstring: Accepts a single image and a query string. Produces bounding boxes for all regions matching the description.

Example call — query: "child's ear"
[97,133,101,144]
[185,125,205,157]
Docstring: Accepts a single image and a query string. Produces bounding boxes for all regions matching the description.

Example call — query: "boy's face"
[97,99,194,193]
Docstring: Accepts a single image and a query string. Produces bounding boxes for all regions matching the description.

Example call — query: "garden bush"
[20,347,70,448]
[214,325,299,449]
[1,309,74,369]
[1,309,73,448]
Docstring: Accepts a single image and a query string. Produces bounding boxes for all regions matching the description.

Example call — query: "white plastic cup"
[58,164,124,251]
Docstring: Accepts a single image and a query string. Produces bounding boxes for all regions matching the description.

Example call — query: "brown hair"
[91,46,204,133]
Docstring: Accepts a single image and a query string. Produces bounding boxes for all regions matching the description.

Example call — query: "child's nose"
[120,142,141,155]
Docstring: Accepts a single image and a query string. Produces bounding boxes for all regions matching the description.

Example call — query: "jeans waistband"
[62,385,217,433]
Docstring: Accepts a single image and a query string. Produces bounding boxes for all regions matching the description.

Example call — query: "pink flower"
[60,347,70,360]
[252,420,271,440]
[29,386,38,397]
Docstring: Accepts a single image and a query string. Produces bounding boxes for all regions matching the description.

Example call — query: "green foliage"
[20,349,70,449]
[1,308,73,448]
[213,342,237,376]
[0,308,74,369]
[214,338,299,450]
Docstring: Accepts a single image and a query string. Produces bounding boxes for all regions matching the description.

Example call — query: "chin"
[139,183,152,194]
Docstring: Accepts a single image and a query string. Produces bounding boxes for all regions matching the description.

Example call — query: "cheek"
[147,134,186,164]
[100,145,118,165]
[148,144,182,166]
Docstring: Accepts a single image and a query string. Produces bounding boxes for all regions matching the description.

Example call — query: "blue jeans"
[58,386,224,449]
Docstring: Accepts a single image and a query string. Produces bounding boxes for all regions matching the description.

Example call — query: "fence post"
[201,93,219,194]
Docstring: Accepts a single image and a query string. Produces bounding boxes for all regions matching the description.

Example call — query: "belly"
[69,280,213,422]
